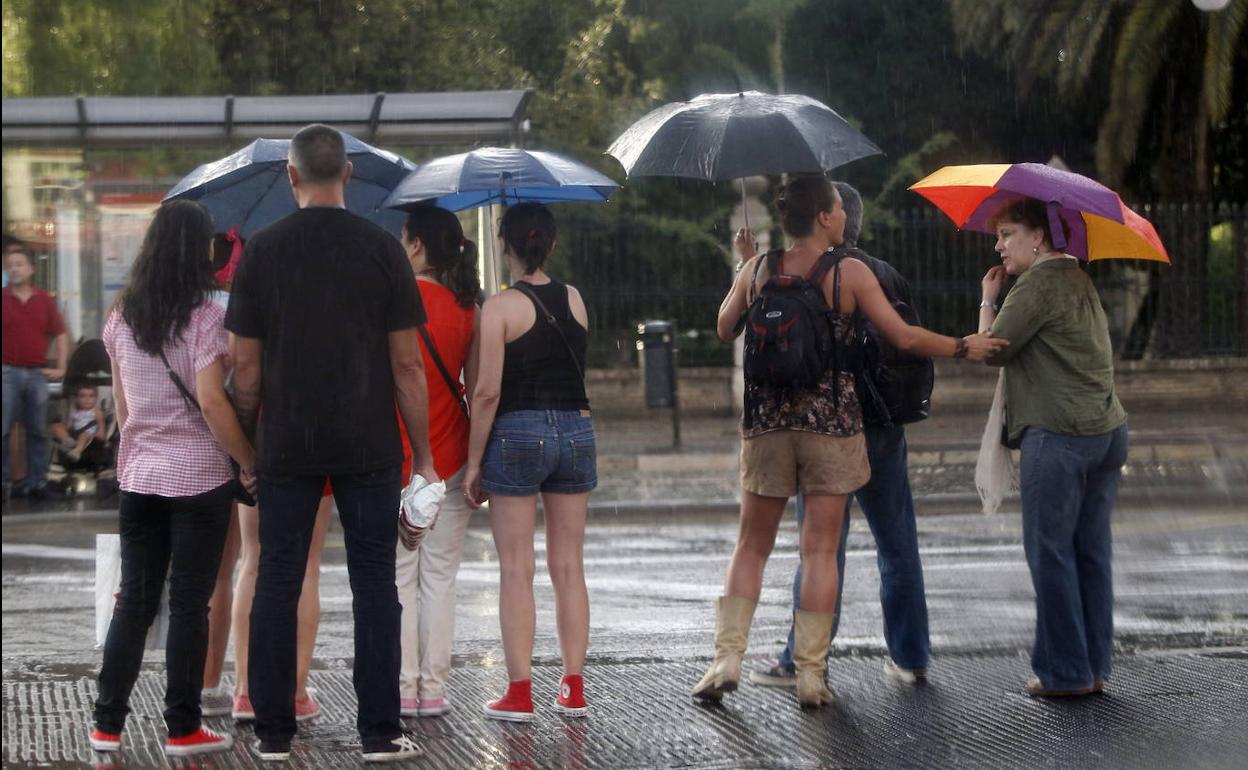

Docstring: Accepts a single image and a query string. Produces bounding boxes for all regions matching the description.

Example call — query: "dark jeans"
[250,466,403,746]
[779,424,931,671]
[1020,423,1128,689]
[2,364,50,489]
[94,482,232,737]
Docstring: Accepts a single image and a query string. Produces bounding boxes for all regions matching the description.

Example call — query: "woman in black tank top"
[463,203,595,721]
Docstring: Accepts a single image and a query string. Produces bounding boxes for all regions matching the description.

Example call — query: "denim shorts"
[482,410,597,496]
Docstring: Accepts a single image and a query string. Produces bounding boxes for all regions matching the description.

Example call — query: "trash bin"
[637,320,677,409]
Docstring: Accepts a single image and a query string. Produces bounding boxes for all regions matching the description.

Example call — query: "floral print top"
[742,312,864,438]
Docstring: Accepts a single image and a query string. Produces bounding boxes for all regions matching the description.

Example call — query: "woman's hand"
[961,332,1009,362]
[463,463,487,508]
[734,228,757,261]
[982,265,1008,303]
[239,465,258,497]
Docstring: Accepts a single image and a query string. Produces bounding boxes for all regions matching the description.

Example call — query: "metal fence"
[558,201,1246,366]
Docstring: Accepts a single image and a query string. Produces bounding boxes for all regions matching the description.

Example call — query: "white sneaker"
[200,685,232,716]
[884,659,927,685]
[362,733,424,763]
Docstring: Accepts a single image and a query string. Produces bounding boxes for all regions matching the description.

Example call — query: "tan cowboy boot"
[793,609,837,707]
[691,596,757,701]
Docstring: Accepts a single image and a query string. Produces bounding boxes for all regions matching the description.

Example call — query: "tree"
[949,0,1247,200]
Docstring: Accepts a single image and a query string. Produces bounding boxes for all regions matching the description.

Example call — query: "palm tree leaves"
[1203,0,1248,124]
[950,0,1247,194]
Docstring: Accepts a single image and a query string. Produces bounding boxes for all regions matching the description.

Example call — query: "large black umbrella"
[606,91,882,226]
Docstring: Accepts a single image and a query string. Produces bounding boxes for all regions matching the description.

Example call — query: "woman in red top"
[393,206,479,718]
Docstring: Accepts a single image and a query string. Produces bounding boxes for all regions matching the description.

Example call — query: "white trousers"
[395,466,472,701]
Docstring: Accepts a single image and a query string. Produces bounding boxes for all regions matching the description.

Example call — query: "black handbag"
[157,350,256,506]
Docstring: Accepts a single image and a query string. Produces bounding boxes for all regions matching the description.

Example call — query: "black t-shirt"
[225,207,425,476]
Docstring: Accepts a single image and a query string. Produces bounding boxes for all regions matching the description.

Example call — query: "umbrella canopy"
[163,133,416,238]
[605,90,883,181]
[382,147,619,212]
[910,163,1169,263]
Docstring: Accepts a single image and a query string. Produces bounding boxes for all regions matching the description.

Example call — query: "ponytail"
[403,207,481,309]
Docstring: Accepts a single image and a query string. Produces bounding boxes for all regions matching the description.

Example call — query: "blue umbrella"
[163,132,416,238]
[382,147,618,212]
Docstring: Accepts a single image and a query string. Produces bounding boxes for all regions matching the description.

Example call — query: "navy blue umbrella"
[163,133,416,237]
[382,147,618,212]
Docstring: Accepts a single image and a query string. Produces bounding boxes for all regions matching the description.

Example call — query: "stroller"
[47,339,119,499]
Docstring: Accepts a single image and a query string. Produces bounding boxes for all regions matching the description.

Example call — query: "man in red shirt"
[3,247,69,500]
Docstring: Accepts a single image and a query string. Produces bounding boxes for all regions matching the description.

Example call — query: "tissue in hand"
[398,474,446,551]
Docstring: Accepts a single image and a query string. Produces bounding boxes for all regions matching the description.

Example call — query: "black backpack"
[744,250,844,388]
[841,247,934,427]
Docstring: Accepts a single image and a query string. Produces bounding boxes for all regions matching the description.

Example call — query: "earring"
[1032,246,1040,256]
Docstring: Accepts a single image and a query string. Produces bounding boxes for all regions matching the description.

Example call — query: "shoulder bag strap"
[512,282,585,382]
[158,349,201,412]
[415,323,469,417]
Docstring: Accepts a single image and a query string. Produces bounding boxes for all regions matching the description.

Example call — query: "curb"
[9,484,1243,526]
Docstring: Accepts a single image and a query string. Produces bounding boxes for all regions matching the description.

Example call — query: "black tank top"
[498,280,590,414]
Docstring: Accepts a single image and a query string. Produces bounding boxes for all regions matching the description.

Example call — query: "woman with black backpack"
[697,175,1006,708]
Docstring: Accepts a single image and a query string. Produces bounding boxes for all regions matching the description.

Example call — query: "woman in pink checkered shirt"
[91,201,256,758]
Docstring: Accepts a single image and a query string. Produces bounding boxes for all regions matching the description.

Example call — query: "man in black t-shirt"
[226,124,433,763]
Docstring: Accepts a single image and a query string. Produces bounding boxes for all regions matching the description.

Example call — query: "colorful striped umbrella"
[909,163,1169,263]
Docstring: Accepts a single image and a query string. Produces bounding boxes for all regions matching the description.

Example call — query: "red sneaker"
[554,674,588,717]
[164,726,234,756]
[89,728,122,752]
[294,693,320,722]
[232,694,254,722]
[483,679,535,722]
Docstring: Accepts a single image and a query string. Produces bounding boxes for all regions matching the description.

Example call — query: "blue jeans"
[778,424,931,671]
[1020,423,1128,690]
[94,483,233,737]
[2,365,50,489]
[482,410,597,496]
[249,466,403,748]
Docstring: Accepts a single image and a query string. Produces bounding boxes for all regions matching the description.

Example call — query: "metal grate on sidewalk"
[5,651,1247,769]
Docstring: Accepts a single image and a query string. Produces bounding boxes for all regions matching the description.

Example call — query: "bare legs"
[232,495,332,698]
[203,503,241,690]
[722,490,846,609]
[489,492,590,681]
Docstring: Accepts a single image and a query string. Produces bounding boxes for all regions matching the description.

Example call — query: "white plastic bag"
[94,534,169,650]
[398,473,446,551]
[974,370,1019,515]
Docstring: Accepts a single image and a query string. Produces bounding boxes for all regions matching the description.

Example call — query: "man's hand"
[40,368,65,381]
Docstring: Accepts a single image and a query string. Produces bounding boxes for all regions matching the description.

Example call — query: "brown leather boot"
[691,596,757,701]
[793,609,836,707]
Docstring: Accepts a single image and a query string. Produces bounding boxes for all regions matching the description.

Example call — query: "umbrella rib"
[237,168,288,234]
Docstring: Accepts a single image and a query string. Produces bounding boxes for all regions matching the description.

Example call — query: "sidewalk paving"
[5,651,1246,769]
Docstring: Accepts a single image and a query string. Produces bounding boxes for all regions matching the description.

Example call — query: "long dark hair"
[120,200,217,355]
[500,202,556,275]
[403,207,480,309]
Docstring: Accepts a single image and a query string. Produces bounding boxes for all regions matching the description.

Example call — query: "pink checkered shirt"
[104,302,233,497]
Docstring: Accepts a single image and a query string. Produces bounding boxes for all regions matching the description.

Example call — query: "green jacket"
[988,258,1127,443]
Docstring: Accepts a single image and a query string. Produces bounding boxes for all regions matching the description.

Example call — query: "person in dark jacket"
[744,182,935,688]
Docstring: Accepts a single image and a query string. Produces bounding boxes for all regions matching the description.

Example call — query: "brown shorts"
[740,429,870,498]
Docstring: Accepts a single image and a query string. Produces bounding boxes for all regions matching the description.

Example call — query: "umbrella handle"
[1046,201,1068,251]
[741,178,749,233]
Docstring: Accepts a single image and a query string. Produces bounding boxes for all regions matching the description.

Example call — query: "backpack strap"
[807,250,843,314]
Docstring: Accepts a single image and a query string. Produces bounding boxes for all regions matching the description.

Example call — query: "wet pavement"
[3,501,1247,768]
